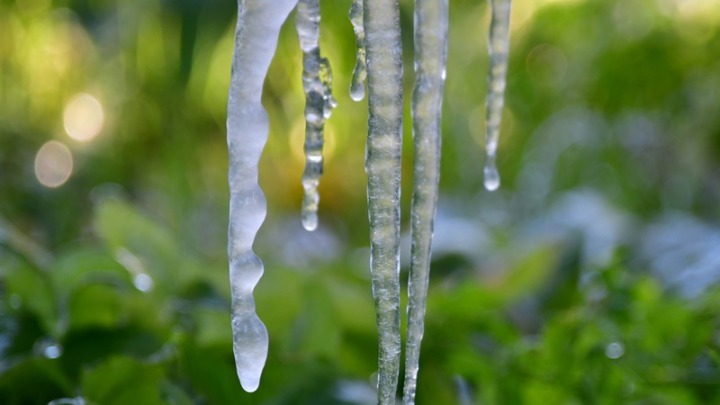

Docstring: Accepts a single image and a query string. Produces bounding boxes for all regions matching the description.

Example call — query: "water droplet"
[44,344,62,359]
[350,83,365,101]
[302,211,318,231]
[605,342,624,359]
[133,273,154,292]
[35,338,63,359]
[483,164,501,191]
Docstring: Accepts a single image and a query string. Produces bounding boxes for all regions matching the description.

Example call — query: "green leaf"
[0,357,72,405]
[178,339,247,404]
[49,249,132,299]
[67,284,124,330]
[93,198,204,294]
[288,280,341,360]
[82,356,165,405]
[0,254,56,334]
[191,307,231,347]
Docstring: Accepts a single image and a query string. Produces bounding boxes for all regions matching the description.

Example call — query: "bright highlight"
[34,141,73,188]
[63,93,105,142]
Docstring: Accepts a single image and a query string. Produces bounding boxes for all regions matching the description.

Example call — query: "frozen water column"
[403,0,448,402]
[226,0,298,393]
[363,0,404,403]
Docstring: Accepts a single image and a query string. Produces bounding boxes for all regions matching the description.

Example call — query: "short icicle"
[296,0,336,232]
[349,0,367,101]
[363,0,404,403]
[484,0,511,191]
[403,0,448,402]
[226,0,298,393]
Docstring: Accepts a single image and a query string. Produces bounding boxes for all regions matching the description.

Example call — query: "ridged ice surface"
[349,0,367,101]
[296,0,336,232]
[363,0,404,403]
[226,0,298,393]
[403,0,448,403]
[484,0,511,191]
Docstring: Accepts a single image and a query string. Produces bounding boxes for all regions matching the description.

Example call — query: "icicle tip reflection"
[484,163,500,191]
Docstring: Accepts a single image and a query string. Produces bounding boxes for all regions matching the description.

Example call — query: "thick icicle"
[226,0,298,393]
[403,0,448,402]
[484,0,511,191]
[364,0,404,403]
[296,0,336,232]
[349,0,367,101]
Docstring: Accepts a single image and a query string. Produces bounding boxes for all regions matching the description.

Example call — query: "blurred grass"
[2,0,720,403]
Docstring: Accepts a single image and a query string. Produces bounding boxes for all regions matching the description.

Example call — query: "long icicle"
[349,0,367,101]
[484,0,511,191]
[364,0,404,402]
[403,0,448,402]
[226,0,298,393]
[296,0,336,232]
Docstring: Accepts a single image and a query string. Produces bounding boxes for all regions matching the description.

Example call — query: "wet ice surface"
[363,0,405,402]
[484,0,511,191]
[297,0,336,231]
[349,0,367,101]
[226,0,299,392]
[403,0,448,402]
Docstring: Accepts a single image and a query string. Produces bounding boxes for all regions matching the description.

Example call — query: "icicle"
[296,0,336,232]
[364,0,404,403]
[349,0,367,101]
[403,0,448,403]
[226,0,298,393]
[484,0,511,191]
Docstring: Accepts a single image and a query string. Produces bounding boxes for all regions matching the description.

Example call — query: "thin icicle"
[296,0,336,231]
[484,0,511,191]
[226,0,298,392]
[364,0,404,403]
[349,0,367,101]
[403,0,448,402]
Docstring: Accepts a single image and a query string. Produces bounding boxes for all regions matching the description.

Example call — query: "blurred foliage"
[2,0,720,404]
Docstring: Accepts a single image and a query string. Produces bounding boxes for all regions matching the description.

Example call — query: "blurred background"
[2,0,720,403]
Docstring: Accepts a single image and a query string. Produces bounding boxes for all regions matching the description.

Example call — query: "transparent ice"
[296,0,337,232]
[403,0,448,402]
[226,0,298,393]
[363,0,404,402]
[225,0,513,400]
[349,0,367,102]
[484,0,511,191]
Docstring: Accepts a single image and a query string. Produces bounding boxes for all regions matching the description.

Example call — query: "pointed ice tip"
[483,165,501,191]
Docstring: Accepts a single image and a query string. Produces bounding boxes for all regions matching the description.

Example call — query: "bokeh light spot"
[63,93,105,142]
[34,140,73,188]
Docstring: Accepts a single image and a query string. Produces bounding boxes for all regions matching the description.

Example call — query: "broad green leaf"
[93,198,205,294]
[67,284,123,330]
[0,254,56,334]
[49,249,132,299]
[0,357,72,405]
[82,356,165,405]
